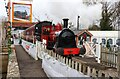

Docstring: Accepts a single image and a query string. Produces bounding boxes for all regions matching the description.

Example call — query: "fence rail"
[36,41,119,78]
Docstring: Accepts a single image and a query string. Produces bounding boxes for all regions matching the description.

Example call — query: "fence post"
[98,70,102,77]
[87,66,91,76]
[83,65,86,75]
[68,59,71,67]
[72,60,74,69]
[75,62,78,70]
[63,57,65,64]
[66,58,68,65]
[118,51,120,78]
[92,68,96,77]
[79,63,82,72]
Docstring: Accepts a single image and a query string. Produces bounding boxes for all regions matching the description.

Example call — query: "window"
[107,39,113,45]
[102,38,106,44]
[92,38,97,44]
[86,37,90,41]
[116,39,120,46]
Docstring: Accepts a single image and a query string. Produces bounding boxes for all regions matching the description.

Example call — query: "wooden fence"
[118,51,120,78]
[101,46,118,68]
[36,41,119,78]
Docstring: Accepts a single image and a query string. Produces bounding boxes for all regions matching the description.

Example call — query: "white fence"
[36,40,118,78]
[22,39,38,60]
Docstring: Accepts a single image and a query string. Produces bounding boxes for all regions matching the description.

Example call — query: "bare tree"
[110,1,120,31]
[100,1,120,30]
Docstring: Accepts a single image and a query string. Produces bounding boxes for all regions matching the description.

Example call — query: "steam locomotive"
[21,19,86,56]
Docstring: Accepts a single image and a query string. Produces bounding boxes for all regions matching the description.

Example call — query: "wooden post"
[60,56,62,62]
[75,62,78,70]
[58,55,61,62]
[83,65,86,74]
[63,57,65,64]
[69,59,71,67]
[72,60,74,69]
[66,58,68,65]
[79,63,82,72]
[118,52,120,78]
[98,70,102,77]
[92,68,96,77]
[87,66,91,76]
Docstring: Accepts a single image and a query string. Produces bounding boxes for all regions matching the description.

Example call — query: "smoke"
[32,0,102,29]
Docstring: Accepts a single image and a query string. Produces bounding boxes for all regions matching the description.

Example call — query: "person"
[79,37,83,45]
[82,33,87,42]
[19,37,22,44]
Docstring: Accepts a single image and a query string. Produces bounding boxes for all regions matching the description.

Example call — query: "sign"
[25,45,30,50]
[12,2,32,22]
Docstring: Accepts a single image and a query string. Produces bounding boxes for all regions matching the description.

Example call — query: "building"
[73,30,120,47]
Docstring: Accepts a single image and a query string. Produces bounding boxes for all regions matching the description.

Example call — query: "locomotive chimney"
[63,18,69,28]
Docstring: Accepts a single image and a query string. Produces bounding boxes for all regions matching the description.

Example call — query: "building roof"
[73,29,93,37]
[12,22,37,28]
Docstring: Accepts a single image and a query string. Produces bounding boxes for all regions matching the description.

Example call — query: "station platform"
[7,45,48,78]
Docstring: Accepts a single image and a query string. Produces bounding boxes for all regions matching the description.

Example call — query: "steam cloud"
[32,0,102,29]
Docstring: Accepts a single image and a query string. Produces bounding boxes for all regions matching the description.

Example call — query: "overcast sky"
[0,0,119,28]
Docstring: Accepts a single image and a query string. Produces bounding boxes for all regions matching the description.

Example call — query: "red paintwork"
[64,48,80,55]
[22,22,82,56]
[22,23,62,44]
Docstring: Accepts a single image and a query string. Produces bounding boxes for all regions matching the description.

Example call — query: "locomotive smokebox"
[63,18,69,28]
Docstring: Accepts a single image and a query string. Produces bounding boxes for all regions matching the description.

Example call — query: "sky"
[0,1,8,17]
[0,0,119,28]
[32,0,102,28]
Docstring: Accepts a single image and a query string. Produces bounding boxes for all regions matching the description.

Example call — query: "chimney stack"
[77,16,80,30]
[63,18,69,28]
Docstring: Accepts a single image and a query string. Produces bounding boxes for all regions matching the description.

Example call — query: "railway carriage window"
[107,39,113,45]
[116,39,120,46]
[42,21,52,26]
[92,38,97,44]
[102,38,106,44]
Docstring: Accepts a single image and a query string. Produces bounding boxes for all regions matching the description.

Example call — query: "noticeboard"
[12,2,32,23]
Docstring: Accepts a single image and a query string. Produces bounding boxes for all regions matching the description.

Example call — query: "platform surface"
[15,45,48,78]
